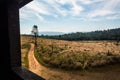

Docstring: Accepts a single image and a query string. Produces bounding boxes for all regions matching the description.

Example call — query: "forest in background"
[39,28,120,41]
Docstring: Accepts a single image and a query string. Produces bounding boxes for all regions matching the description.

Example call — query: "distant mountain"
[39,31,65,36]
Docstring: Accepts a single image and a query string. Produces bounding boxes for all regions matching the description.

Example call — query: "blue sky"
[20,0,120,34]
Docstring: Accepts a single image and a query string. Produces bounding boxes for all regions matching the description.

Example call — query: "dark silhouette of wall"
[0,0,45,80]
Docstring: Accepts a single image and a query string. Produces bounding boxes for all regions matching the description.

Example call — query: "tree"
[31,25,38,46]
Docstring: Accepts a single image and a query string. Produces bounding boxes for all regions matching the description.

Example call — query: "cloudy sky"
[20,0,120,34]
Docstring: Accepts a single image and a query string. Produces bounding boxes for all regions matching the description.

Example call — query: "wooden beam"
[18,0,33,8]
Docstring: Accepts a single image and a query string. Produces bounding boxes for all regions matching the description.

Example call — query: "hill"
[40,28,120,41]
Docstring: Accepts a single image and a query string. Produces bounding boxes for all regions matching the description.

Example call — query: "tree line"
[40,28,120,41]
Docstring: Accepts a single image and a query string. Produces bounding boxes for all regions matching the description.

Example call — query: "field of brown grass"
[21,36,120,80]
[34,37,120,69]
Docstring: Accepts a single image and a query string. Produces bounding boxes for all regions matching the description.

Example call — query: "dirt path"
[28,43,44,75]
[28,43,120,80]
[28,44,70,80]
[28,44,71,80]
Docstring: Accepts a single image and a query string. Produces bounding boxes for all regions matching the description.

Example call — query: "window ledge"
[12,67,45,80]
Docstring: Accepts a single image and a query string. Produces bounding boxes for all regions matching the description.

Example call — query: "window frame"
[6,0,45,80]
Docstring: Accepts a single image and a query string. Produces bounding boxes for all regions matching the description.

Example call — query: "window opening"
[20,0,120,80]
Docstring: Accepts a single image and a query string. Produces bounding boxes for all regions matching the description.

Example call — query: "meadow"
[21,36,120,80]
[35,37,120,70]
[21,36,120,69]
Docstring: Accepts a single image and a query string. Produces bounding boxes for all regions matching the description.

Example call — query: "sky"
[20,0,120,34]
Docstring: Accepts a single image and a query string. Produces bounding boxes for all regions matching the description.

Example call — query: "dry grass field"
[21,36,120,80]
[35,37,120,69]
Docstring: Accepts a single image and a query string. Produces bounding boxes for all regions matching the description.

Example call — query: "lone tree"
[31,25,38,46]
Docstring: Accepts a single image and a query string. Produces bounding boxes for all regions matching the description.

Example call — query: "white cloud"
[106,14,120,20]
[37,0,67,16]
[43,0,84,16]
[87,0,120,20]
[79,0,104,5]
[80,0,92,4]
[20,11,28,19]
[20,0,84,20]
[88,10,114,18]
[20,8,32,20]
[54,0,70,4]
[20,0,120,22]
[70,0,84,16]
[25,0,50,15]
[103,0,120,10]
[71,5,83,16]
[35,13,44,22]
[20,0,52,22]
